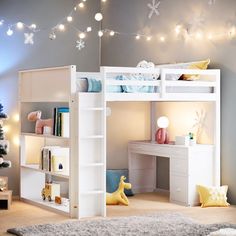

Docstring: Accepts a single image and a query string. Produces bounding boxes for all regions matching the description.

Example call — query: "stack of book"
[40,146,69,174]
[53,107,69,137]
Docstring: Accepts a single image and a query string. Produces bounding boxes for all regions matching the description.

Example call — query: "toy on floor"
[27,110,53,134]
[106,176,132,206]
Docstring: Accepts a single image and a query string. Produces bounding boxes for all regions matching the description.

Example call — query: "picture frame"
[0,176,8,191]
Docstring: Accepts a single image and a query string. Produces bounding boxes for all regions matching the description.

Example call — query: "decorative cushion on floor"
[106,169,134,196]
[197,185,230,207]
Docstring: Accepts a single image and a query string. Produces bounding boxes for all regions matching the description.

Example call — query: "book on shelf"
[40,146,69,173]
[53,107,69,137]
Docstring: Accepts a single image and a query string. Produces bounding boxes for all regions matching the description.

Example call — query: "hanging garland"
[0,0,235,51]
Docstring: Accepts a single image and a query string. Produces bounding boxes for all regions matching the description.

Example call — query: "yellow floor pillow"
[197,185,230,207]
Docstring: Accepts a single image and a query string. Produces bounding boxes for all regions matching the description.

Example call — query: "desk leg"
[128,151,156,194]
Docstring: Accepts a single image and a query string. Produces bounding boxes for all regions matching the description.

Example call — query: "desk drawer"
[170,174,188,204]
[170,157,188,175]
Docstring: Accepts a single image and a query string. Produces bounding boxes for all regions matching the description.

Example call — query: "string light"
[195,31,203,40]
[86,27,92,32]
[3,125,10,133]
[98,30,103,37]
[13,113,20,122]
[30,24,37,29]
[101,0,107,2]
[58,24,65,31]
[146,36,152,41]
[6,28,13,36]
[95,13,103,21]
[160,36,165,42]
[78,2,85,8]
[67,16,73,22]
[135,35,140,40]
[175,24,182,35]
[0,20,4,26]
[109,30,115,36]
[16,22,24,29]
[79,32,86,39]
[207,33,213,40]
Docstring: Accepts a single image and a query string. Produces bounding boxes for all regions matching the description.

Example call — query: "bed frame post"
[214,70,221,186]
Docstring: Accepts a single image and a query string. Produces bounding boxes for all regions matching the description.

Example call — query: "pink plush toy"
[27,111,53,135]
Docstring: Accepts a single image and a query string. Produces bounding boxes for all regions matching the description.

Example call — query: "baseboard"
[154,188,170,194]
[13,195,20,200]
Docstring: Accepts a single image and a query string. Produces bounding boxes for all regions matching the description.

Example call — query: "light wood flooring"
[1,192,236,235]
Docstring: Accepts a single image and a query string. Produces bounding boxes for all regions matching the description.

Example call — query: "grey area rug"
[7,213,236,236]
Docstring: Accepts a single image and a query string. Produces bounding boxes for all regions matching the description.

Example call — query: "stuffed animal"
[106,176,132,206]
[27,111,53,135]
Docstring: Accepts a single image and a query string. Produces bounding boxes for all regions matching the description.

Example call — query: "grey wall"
[0,0,100,196]
[102,0,236,203]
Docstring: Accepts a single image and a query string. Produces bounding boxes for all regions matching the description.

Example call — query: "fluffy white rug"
[7,213,236,236]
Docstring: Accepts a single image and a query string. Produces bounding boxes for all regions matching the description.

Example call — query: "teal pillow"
[106,169,134,196]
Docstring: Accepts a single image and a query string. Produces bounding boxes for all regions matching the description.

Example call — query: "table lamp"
[155,116,169,144]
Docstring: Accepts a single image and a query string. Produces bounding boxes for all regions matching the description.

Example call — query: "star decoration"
[76,39,85,50]
[147,0,161,19]
[24,33,34,45]
[208,0,216,5]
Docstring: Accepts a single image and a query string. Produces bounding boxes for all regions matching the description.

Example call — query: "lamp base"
[155,128,169,144]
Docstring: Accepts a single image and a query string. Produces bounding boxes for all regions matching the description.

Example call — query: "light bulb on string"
[74,6,77,11]
[30,24,37,30]
[58,24,65,31]
[95,13,103,21]
[195,31,203,40]
[82,0,87,1]
[86,27,92,32]
[101,0,107,2]
[135,35,140,40]
[109,31,115,36]
[160,36,165,42]
[207,33,213,40]
[0,20,4,26]
[98,30,103,37]
[175,24,182,35]
[79,32,86,39]
[146,36,152,41]
[6,28,13,36]
[16,22,24,29]
[67,16,73,22]
[228,26,236,38]
[78,2,84,8]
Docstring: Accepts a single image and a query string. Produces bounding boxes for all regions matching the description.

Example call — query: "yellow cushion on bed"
[182,59,210,80]
[197,185,230,208]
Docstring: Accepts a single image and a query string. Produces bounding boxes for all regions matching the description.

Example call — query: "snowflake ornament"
[187,14,205,33]
[76,39,85,51]
[208,0,216,5]
[24,33,34,45]
[147,0,161,19]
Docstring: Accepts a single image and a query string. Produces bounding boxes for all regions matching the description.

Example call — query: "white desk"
[128,141,214,206]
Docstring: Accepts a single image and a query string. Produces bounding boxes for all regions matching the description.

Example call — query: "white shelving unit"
[19,66,76,217]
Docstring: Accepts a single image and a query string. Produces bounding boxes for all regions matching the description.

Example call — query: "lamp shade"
[157,116,169,128]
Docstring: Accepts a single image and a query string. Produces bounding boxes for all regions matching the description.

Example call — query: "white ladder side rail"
[101,67,107,217]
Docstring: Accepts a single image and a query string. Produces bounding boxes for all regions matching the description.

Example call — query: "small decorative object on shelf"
[27,110,53,135]
[55,196,62,204]
[0,103,11,168]
[0,176,8,191]
[189,132,196,146]
[155,116,169,144]
[41,182,60,201]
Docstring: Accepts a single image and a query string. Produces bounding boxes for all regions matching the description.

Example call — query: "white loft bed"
[19,65,220,219]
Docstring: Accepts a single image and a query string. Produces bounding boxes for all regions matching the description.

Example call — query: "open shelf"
[21,164,69,179]
[21,197,70,215]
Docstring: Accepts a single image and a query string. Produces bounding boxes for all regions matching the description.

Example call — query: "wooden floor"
[1,193,236,235]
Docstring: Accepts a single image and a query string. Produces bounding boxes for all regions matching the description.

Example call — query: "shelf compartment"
[21,164,69,179]
[21,197,70,215]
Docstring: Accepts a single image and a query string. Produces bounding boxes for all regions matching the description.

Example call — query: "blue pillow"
[106,169,134,196]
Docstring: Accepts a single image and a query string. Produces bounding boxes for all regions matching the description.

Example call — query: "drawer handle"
[176,188,181,192]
